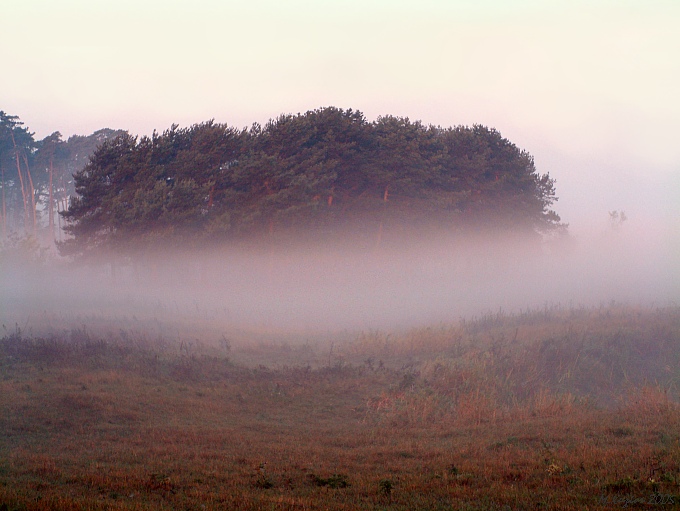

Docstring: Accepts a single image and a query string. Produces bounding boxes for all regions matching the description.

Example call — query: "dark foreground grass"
[1,305,680,510]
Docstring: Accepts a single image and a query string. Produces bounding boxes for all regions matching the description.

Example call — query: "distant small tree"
[609,210,627,230]
[34,132,69,244]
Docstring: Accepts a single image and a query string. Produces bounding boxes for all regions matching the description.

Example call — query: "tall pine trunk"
[23,153,37,235]
[13,142,29,230]
[48,156,55,244]
[1,164,5,238]
[10,131,33,234]
[375,185,389,249]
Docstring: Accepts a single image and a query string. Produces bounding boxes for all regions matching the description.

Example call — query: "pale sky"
[3,0,679,234]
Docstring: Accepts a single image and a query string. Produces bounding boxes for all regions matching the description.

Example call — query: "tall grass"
[1,304,679,510]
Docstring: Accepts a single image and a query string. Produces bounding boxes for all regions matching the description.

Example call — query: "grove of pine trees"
[0,110,125,247]
[1,107,563,260]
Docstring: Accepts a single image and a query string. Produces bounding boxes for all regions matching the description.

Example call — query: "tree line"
[2,107,563,259]
[0,110,125,245]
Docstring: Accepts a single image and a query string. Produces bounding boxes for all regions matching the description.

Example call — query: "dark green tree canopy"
[60,107,563,258]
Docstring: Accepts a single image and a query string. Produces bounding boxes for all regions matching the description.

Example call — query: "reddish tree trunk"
[48,157,55,244]
[1,165,5,238]
[375,185,389,249]
[23,153,37,235]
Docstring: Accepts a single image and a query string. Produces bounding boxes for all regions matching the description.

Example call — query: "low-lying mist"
[2,222,678,339]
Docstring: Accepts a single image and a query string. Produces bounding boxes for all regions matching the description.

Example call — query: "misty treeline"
[61,107,563,259]
[0,110,125,245]
[1,107,563,261]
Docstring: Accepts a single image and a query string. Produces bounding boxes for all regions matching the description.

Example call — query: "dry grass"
[1,305,680,510]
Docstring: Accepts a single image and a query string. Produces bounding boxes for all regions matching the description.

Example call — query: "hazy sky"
[3,0,679,233]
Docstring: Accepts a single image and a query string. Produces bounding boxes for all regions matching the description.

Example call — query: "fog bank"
[2,224,678,339]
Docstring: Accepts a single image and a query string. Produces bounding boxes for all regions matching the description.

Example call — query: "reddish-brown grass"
[1,305,679,510]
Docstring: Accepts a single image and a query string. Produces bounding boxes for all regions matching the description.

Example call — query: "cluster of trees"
[0,110,124,244]
[60,107,562,258]
[2,107,563,259]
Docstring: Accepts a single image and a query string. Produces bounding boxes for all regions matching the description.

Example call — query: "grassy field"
[1,304,680,510]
